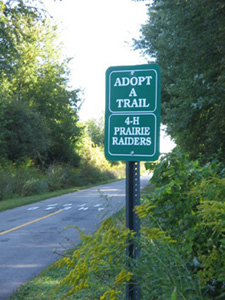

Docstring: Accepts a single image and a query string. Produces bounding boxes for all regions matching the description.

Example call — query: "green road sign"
[105,64,161,161]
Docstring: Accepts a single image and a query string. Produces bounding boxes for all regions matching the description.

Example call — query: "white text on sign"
[114,76,153,87]
[116,98,149,108]
[112,116,152,146]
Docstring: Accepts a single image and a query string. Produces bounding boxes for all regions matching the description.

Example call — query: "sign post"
[126,161,140,299]
[105,64,161,299]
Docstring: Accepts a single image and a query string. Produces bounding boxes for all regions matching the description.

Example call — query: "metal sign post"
[105,64,161,300]
[126,161,140,300]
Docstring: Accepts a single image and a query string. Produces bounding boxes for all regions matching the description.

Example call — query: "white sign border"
[108,113,157,158]
[108,68,158,114]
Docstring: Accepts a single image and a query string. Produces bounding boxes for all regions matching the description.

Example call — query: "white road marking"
[45,207,55,211]
[98,207,105,211]
[44,203,59,210]
[78,207,89,211]
[27,207,39,211]
[77,204,86,207]
[63,203,72,207]
[63,206,72,210]
[94,204,101,207]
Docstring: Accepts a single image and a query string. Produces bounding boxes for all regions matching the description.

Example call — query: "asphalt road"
[0,174,151,299]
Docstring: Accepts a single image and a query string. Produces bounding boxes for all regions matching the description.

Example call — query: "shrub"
[0,161,42,200]
[144,151,219,242]
[22,179,48,196]
[0,137,124,201]
[0,166,15,200]
[46,164,64,191]
[189,177,225,297]
[142,151,225,299]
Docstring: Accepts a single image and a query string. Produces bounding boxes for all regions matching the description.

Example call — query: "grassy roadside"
[0,178,124,212]
[7,183,151,300]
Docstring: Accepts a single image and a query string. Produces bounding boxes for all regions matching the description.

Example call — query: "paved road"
[0,174,151,299]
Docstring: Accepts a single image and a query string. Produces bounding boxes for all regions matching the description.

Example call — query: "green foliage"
[0,140,124,201]
[85,117,105,147]
[0,161,43,200]
[136,236,204,300]
[56,218,133,299]
[0,101,50,161]
[136,0,225,162]
[0,0,81,166]
[190,178,225,290]
[144,151,218,240]
[22,178,48,196]
[142,152,225,299]
[0,160,110,200]
[78,135,125,182]
[56,206,204,300]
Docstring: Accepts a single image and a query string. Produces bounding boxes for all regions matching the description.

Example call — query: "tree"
[85,117,104,147]
[136,0,225,161]
[0,101,49,162]
[0,0,82,165]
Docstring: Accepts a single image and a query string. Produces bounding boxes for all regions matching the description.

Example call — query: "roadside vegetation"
[0,129,125,211]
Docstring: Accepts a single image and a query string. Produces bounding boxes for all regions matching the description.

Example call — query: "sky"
[44,0,150,119]
[44,0,175,153]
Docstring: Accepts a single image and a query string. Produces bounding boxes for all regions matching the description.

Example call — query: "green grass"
[7,255,74,300]
[0,178,124,212]
[8,260,114,300]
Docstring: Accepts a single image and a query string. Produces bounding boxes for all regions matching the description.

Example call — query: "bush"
[142,151,225,299]
[0,161,43,200]
[22,179,48,196]
[189,177,225,297]
[0,137,124,201]
[0,101,49,162]
[0,166,15,200]
[46,164,64,191]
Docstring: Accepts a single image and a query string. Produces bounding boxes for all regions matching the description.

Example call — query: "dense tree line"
[136,0,225,162]
[0,0,81,166]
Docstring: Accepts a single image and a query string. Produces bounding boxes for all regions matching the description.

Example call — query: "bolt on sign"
[105,64,161,161]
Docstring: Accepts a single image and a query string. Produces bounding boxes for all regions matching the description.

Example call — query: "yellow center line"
[0,209,63,236]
